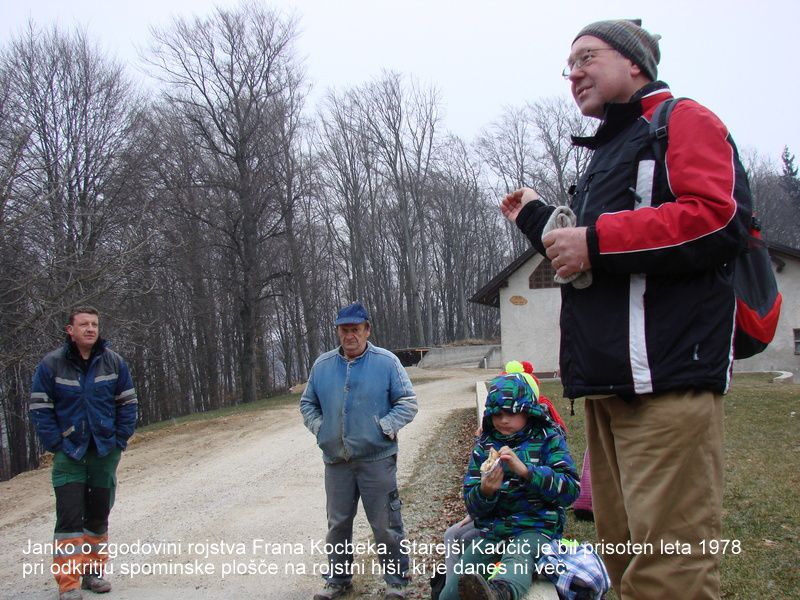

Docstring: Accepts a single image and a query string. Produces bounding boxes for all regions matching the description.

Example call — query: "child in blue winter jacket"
[440,374,580,600]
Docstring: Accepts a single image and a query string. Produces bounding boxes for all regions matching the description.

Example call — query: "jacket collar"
[337,341,371,362]
[572,81,672,149]
[64,337,107,363]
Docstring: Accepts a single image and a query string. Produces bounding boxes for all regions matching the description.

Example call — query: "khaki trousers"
[585,391,723,600]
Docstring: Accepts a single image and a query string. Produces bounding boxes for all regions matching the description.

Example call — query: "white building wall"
[735,254,800,376]
[499,254,562,372]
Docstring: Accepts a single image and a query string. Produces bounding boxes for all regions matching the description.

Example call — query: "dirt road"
[0,367,484,600]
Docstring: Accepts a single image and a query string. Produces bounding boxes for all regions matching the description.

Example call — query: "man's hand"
[500,187,541,222]
[542,227,591,279]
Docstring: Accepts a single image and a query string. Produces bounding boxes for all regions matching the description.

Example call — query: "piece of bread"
[480,447,500,473]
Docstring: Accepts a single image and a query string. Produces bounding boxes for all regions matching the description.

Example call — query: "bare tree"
[317,89,376,302]
[476,96,593,256]
[146,2,301,403]
[315,86,406,343]
[742,148,798,247]
[528,96,593,205]
[475,105,538,257]
[272,81,320,380]
[428,136,487,341]
[476,105,537,195]
[358,71,440,346]
[0,23,151,477]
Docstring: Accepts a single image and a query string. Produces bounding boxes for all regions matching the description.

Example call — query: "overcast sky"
[3,0,799,164]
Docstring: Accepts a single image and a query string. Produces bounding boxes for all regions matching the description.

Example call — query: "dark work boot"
[458,574,513,600]
[81,574,112,594]
[313,581,353,600]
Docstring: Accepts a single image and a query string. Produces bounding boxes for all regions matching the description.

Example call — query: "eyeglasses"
[562,47,617,78]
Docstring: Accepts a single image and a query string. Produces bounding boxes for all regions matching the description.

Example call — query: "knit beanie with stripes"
[573,19,661,81]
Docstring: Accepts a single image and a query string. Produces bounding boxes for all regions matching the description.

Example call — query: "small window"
[794,329,800,355]
[529,259,559,290]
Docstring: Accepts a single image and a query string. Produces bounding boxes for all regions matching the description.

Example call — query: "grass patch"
[399,407,475,599]
[721,377,799,598]
[133,392,297,435]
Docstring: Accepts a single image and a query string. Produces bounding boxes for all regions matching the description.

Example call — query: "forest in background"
[1,2,797,479]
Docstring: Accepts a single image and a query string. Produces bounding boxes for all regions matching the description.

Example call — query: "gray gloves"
[542,206,593,289]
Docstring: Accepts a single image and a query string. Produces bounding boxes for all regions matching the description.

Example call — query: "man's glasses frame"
[562,47,617,79]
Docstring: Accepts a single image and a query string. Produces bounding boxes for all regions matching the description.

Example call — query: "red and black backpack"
[649,98,782,359]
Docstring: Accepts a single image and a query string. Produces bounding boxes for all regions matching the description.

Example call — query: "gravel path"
[0,367,485,600]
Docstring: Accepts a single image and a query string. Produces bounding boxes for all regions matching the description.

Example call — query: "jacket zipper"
[575,173,595,225]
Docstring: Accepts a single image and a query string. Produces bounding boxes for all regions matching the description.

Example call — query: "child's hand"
[499,446,529,479]
[480,462,503,497]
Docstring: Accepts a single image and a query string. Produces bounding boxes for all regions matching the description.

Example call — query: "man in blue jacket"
[301,302,418,600]
[30,306,138,600]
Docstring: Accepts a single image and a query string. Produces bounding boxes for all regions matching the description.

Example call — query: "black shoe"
[384,583,407,599]
[313,581,353,600]
[458,574,512,600]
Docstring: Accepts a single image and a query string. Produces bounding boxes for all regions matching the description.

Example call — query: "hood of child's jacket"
[481,374,552,435]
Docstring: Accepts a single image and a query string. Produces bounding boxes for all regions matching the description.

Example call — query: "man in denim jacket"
[301,302,418,600]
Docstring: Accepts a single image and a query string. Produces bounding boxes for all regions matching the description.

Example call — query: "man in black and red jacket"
[501,19,751,600]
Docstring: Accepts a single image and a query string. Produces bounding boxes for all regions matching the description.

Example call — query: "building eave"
[767,240,800,261]
[469,247,539,308]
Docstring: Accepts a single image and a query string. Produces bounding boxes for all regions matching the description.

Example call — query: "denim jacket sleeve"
[299,365,323,436]
[378,356,418,438]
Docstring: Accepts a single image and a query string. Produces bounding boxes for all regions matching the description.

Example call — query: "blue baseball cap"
[334,302,370,326]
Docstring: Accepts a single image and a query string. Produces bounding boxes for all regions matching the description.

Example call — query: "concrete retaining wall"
[418,344,501,368]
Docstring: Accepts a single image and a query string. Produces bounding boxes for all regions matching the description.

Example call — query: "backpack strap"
[631,97,687,209]
[647,97,686,163]
[632,98,683,210]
